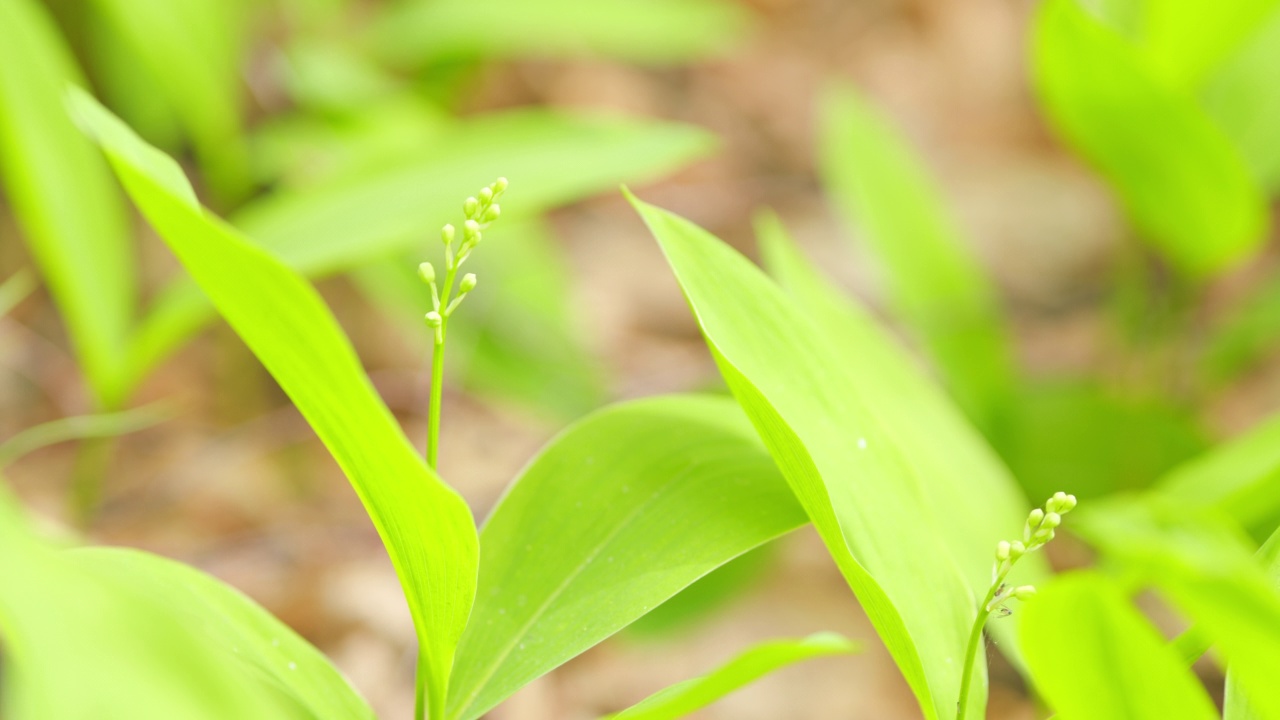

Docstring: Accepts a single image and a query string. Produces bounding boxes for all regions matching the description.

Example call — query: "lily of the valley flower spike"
[421,178,508,470]
[955,491,1077,720]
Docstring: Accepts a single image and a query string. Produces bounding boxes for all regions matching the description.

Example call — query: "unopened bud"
[424,311,442,327]
[441,224,455,245]
[996,541,1010,561]
[1028,508,1045,527]
[464,197,480,219]
[1042,512,1062,530]
[479,187,493,204]
[492,177,508,195]
[483,204,501,223]
[1009,541,1026,558]
[464,219,481,242]
[418,262,435,284]
[460,273,477,293]
[1013,585,1037,601]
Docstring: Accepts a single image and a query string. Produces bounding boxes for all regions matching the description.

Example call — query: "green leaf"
[755,211,1047,665]
[74,547,376,720]
[0,269,37,319]
[818,84,1014,433]
[1225,526,1280,720]
[1075,498,1280,720]
[630,194,1044,719]
[1032,0,1268,277]
[604,633,859,720]
[1131,0,1280,88]
[1198,274,1280,388]
[0,0,136,409]
[69,89,479,715]
[366,0,748,67]
[446,394,806,720]
[87,0,249,200]
[1019,571,1219,720]
[1204,8,1280,193]
[1157,411,1280,538]
[126,108,715,388]
[0,403,172,469]
[0,486,319,719]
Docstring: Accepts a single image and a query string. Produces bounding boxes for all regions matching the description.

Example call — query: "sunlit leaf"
[70,89,479,714]
[0,486,319,719]
[630,194,1045,719]
[1204,8,1280,193]
[604,633,859,720]
[819,84,1014,433]
[1129,0,1280,88]
[0,0,136,409]
[366,0,748,67]
[1032,0,1268,277]
[1225,526,1280,720]
[446,394,806,720]
[1019,571,1218,720]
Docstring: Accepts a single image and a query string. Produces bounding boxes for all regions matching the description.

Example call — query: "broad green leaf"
[126,109,715,388]
[1019,572,1218,720]
[446,394,806,720]
[626,544,775,638]
[1130,0,1280,89]
[0,486,299,719]
[75,547,375,720]
[604,633,859,720]
[0,269,36,319]
[87,0,249,200]
[1205,8,1280,193]
[1157,411,1280,538]
[756,212,1047,665]
[366,0,747,67]
[819,85,1014,433]
[0,403,171,469]
[1075,498,1280,719]
[0,0,136,409]
[1001,379,1206,502]
[630,194,1041,719]
[353,219,605,421]
[1032,0,1268,277]
[70,90,478,715]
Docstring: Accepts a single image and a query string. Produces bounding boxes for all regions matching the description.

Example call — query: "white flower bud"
[1009,541,1026,558]
[418,262,435,284]
[492,177,508,195]
[483,204,501,223]
[1041,512,1062,530]
[464,197,480,219]
[1013,585,1037,601]
[479,187,493,204]
[464,219,481,242]
[441,224,455,245]
[460,273,477,293]
[996,540,1010,561]
[1028,508,1045,527]
[424,311,442,327]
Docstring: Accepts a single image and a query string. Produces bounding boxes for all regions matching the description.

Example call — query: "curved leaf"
[0,403,171,469]
[1020,572,1218,720]
[69,90,478,715]
[447,394,806,720]
[629,194,1042,719]
[1032,0,1268,277]
[0,0,136,408]
[1205,8,1280,193]
[605,633,859,720]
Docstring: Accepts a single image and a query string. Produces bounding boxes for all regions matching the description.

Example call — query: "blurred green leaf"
[1076,498,1280,719]
[630,194,1045,719]
[0,0,136,409]
[1001,379,1207,503]
[1225,526,1280,719]
[604,633,859,720]
[446,394,806,720]
[819,84,1014,434]
[367,0,748,67]
[1204,8,1280,193]
[77,547,376,720]
[70,90,479,715]
[0,486,315,719]
[0,269,37,319]
[87,0,249,200]
[1198,274,1280,388]
[1032,0,1268,277]
[127,108,715,389]
[0,403,171,469]
[757,211,1046,665]
[1130,0,1280,88]
[1019,571,1218,720]
[1158,411,1280,538]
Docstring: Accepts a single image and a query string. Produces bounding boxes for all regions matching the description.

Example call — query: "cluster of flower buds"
[420,178,508,343]
[986,491,1077,615]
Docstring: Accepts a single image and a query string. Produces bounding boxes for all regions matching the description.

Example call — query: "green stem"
[426,334,445,471]
[414,662,426,720]
[956,574,1005,720]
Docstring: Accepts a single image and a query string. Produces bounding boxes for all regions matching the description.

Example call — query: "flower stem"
[956,573,1006,720]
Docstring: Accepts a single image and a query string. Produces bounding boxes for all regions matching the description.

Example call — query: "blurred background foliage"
[5,0,1280,716]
